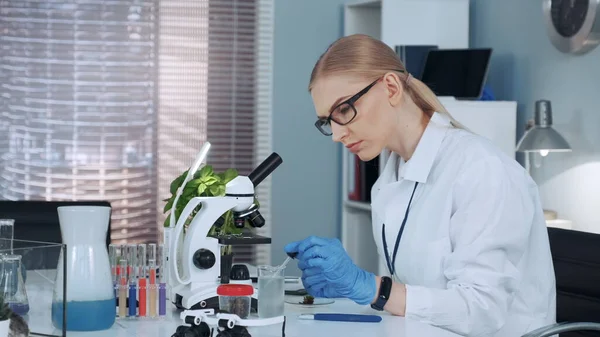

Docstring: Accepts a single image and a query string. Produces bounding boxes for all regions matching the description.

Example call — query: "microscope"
[166,141,283,312]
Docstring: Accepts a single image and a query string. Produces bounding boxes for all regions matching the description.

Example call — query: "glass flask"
[1,254,29,316]
[52,206,115,331]
[0,219,26,283]
[0,219,14,254]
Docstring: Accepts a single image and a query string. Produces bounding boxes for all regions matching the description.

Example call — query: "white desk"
[24,271,460,337]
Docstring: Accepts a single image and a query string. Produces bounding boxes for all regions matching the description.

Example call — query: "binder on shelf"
[347,154,362,201]
[360,156,379,202]
[347,152,379,203]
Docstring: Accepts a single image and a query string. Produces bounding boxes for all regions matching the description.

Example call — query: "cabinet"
[340,0,517,276]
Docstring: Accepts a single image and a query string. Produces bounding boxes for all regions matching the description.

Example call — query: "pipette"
[137,244,147,317]
[274,252,298,274]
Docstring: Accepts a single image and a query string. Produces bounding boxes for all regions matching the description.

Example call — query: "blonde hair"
[308,34,466,129]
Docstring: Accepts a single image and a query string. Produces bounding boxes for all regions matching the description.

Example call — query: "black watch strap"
[370,276,392,311]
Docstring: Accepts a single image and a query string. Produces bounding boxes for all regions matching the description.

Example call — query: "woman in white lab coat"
[284,34,557,337]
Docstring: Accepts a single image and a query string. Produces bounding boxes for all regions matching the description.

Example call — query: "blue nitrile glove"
[296,258,342,298]
[284,236,377,305]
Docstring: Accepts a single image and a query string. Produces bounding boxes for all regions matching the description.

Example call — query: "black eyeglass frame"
[314,77,382,136]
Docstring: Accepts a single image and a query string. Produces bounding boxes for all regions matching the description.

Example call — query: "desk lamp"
[516,99,571,173]
[516,99,571,224]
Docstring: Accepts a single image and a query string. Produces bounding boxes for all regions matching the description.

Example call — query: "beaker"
[1,254,29,316]
[257,265,285,318]
[52,206,115,331]
[0,219,14,254]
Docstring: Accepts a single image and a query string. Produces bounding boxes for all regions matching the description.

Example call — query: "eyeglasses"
[314,77,381,136]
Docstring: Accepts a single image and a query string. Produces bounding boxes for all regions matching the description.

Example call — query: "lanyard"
[382,181,419,277]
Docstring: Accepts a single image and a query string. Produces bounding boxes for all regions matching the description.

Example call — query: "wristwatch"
[370,276,392,311]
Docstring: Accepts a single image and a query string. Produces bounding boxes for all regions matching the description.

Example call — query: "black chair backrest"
[548,227,600,337]
[0,200,112,270]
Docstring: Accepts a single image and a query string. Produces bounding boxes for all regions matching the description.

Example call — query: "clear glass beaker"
[1,254,29,316]
[257,265,285,318]
[0,219,15,254]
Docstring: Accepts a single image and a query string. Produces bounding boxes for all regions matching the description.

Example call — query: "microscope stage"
[212,234,271,245]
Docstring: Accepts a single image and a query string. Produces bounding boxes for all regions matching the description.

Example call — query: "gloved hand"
[284,236,377,305]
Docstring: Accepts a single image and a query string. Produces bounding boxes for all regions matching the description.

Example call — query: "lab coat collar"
[395,112,451,184]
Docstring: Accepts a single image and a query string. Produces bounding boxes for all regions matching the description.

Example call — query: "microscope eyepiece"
[248,152,282,187]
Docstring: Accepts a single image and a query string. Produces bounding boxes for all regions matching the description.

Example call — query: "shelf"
[346,0,381,9]
[344,200,371,212]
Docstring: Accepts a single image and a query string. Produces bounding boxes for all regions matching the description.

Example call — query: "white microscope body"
[166,141,282,311]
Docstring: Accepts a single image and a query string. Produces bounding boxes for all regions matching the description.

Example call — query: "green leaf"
[198,165,213,178]
[187,179,202,189]
[170,170,188,194]
[197,183,207,195]
[209,184,222,196]
[163,197,174,213]
[163,216,170,227]
[203,176,219,186]
[183,184,196,197]
[223,168,238,184]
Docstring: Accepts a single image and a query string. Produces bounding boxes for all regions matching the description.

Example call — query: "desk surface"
[24,271,461,337]
[53,300,461,337]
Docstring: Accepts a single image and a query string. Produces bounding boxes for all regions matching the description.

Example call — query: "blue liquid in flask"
[51,299,115,331]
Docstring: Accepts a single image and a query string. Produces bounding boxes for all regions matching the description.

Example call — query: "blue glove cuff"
[352,270,377,305]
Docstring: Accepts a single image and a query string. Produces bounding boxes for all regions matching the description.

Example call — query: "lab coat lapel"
[371,151,398,219]
[371,113,451,223]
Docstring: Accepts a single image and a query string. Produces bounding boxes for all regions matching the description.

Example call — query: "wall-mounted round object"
[543,0,600,54]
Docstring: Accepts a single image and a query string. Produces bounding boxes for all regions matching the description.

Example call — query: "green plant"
[0,295,11,321]
[162,164,259,240]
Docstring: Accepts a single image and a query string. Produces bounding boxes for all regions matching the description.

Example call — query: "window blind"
[157,0,275,265]
[0,0,158,244]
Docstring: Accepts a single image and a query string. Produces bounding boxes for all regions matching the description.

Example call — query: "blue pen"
[299,313,382,323]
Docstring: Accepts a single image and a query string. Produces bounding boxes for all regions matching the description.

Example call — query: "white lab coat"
[370,112,557,337]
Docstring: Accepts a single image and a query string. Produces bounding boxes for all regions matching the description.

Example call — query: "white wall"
[470,0,600,233]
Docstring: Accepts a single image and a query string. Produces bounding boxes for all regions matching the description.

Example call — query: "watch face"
[551,0,589,37]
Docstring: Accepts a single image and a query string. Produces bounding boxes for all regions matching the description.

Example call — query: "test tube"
[137,244,147,317]
[148,244,157,318]
[127,244,138,317]
[109,244,117,293]
[118,259,127,318]
[158,244,166,317]
[148,258,157,318]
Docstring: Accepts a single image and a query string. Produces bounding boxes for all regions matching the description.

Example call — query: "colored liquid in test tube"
[148,243,157,318]
[137,244,147,317]
[127,244,137,317]
[118,260,127,318]
[158,244,166,317]
[148,259,157,318]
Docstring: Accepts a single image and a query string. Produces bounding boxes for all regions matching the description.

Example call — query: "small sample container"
[217,284,253,319]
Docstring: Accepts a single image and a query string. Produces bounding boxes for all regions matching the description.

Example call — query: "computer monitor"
[420,48,492,100]
[395,45,438,79]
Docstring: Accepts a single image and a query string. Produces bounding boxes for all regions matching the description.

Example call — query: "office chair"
[522,227,600,337]
[0,200,112,269]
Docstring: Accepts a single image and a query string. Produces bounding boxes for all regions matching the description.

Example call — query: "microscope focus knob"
[193,249,216,269]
